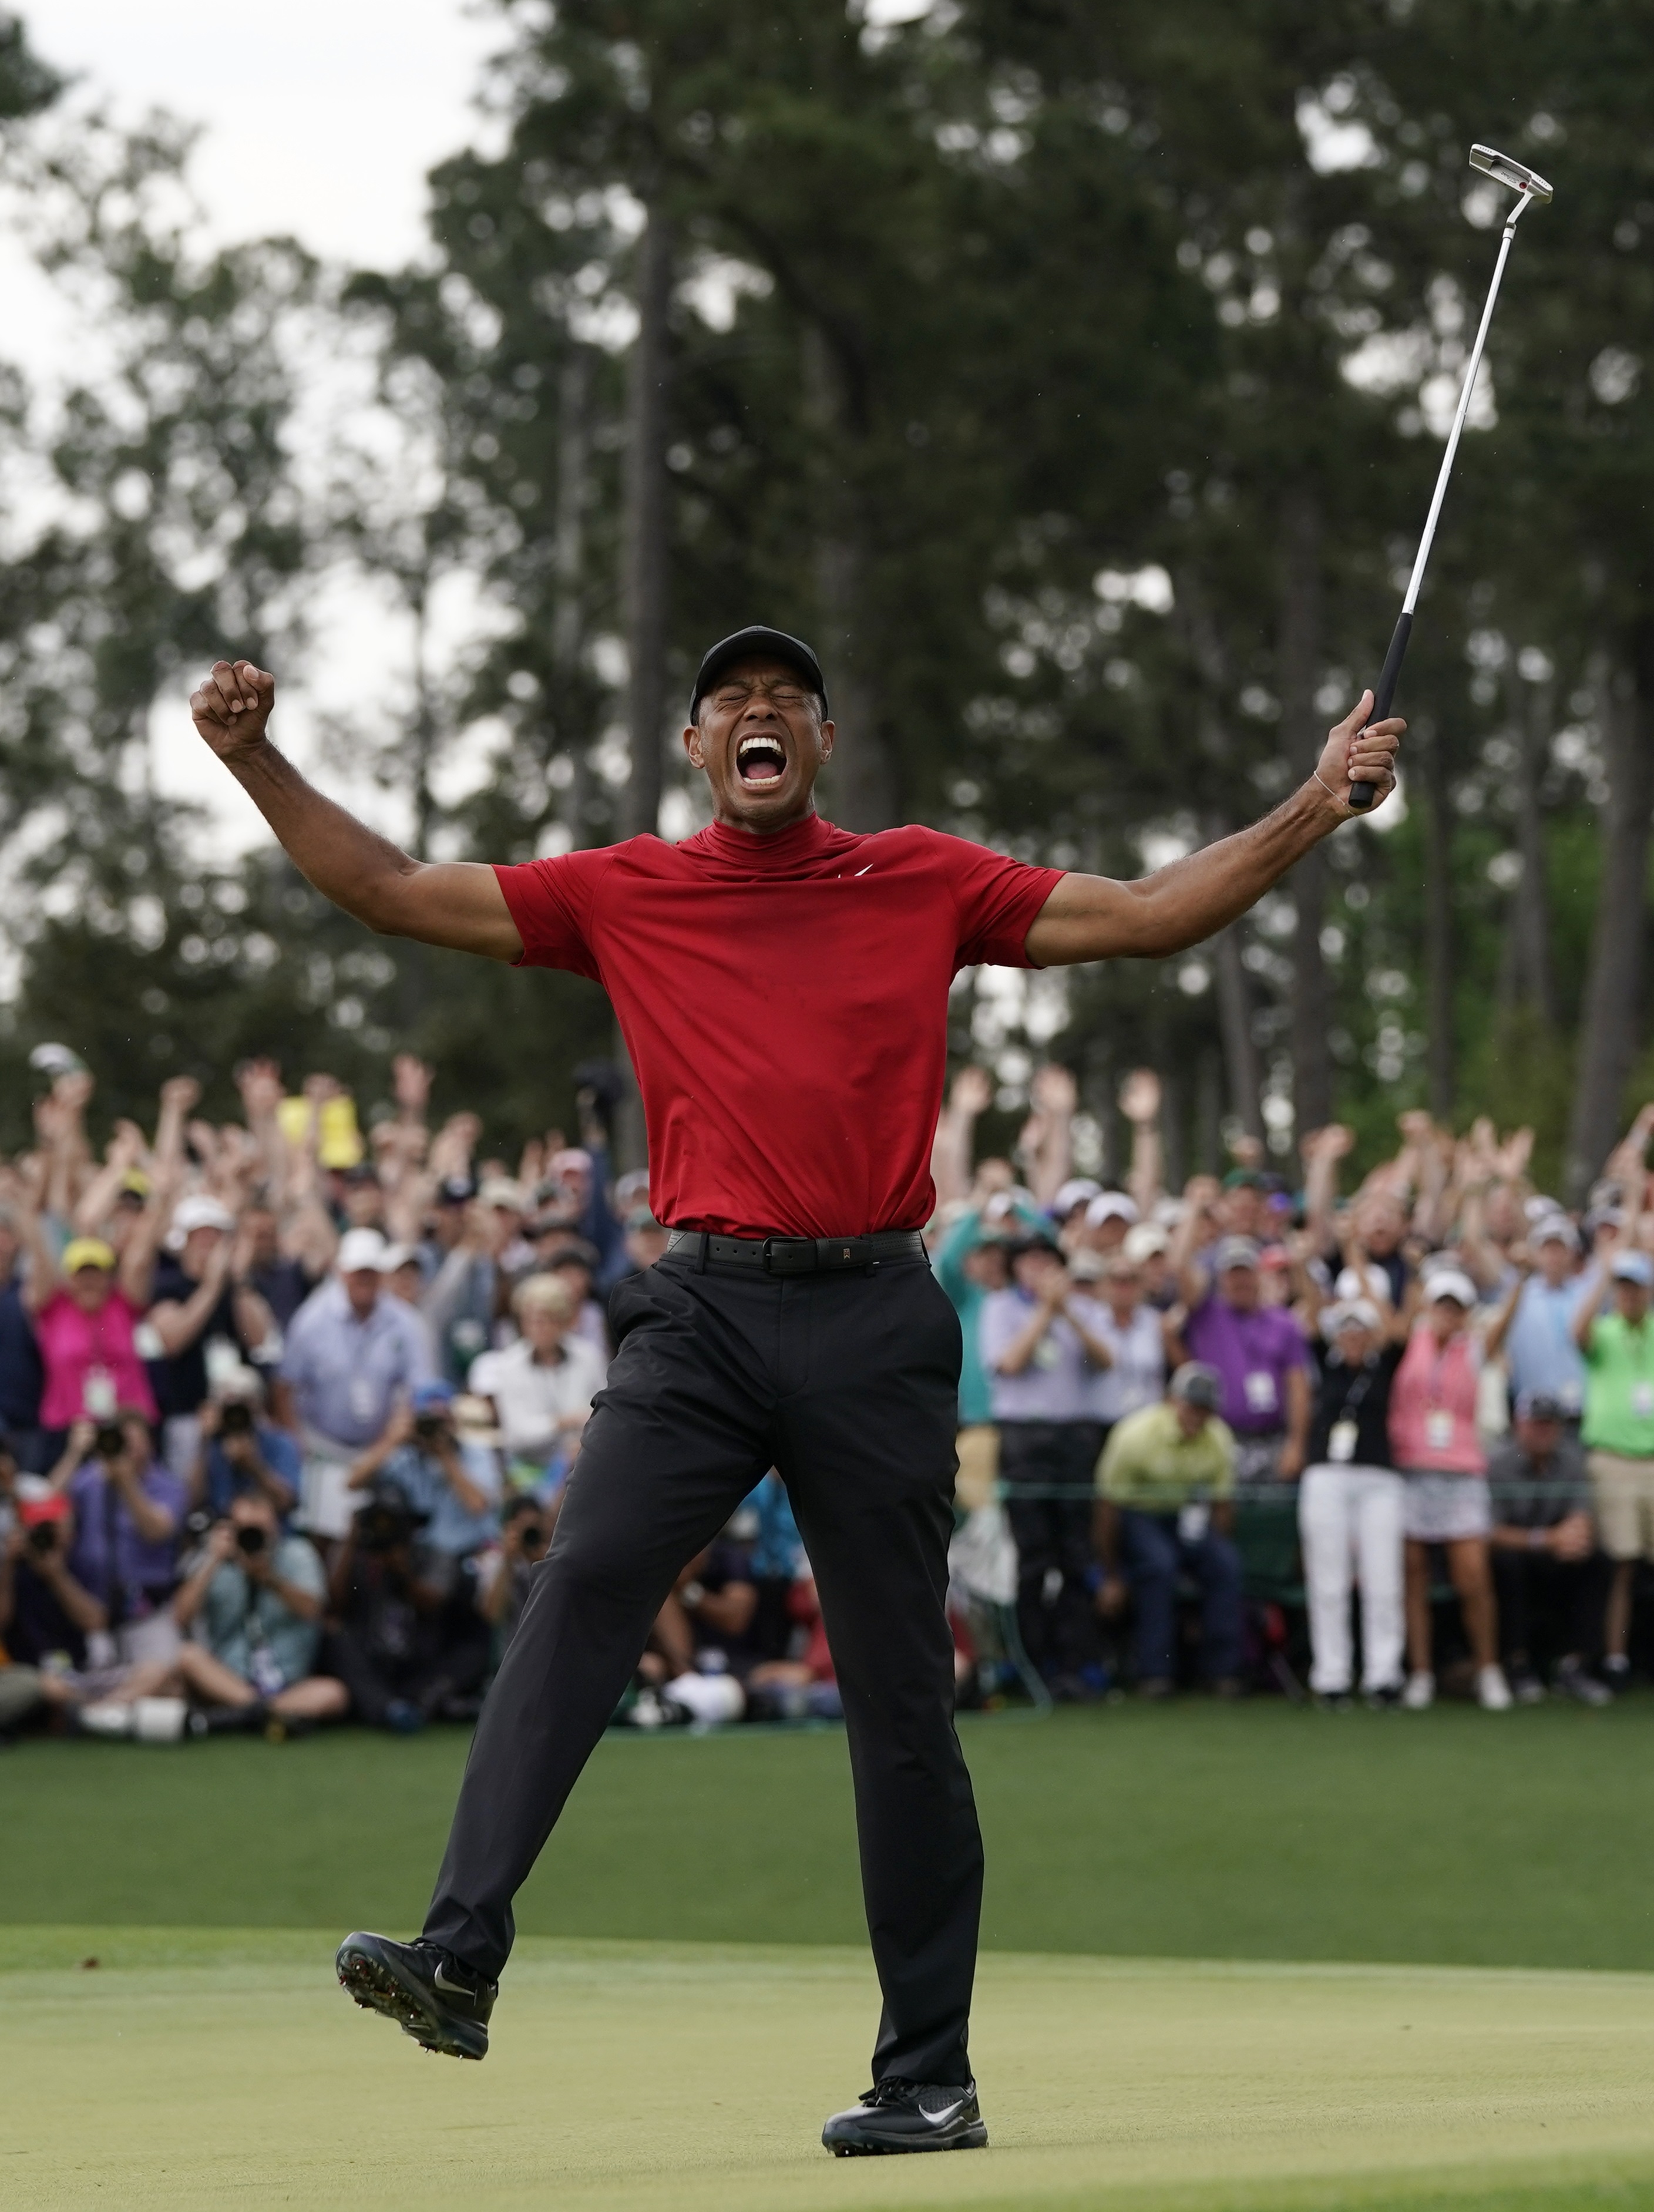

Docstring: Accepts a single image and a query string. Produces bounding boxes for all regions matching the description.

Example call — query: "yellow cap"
[62,1237,116,1274]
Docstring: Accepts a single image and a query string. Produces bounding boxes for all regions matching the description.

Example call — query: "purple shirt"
[67,1457,186,1611]
[1184,1295,1308,1435]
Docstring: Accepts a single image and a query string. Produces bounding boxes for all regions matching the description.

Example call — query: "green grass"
[8,1700,1654,1970]
[11,1702,1654,2208]
[6,1930,1654,2211]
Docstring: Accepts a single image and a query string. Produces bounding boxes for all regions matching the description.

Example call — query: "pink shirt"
[1387,1324,1485,1475]
[35,1286,158,1429]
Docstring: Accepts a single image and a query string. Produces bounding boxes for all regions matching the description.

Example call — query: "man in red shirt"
[190,626,1398,2156]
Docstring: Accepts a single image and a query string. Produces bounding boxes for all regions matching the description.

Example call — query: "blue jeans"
[1121,1510,1243,1684]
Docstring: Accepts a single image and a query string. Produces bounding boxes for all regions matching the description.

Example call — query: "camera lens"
[521,1524,545,1548]
[235,1525,267,1555]
[26,1521,57,1554]
[220,1403,253,1435]
[94,1423,125,1460]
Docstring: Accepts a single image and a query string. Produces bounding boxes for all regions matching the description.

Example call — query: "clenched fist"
[191,660,275,760]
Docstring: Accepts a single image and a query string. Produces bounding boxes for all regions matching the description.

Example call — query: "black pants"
[1492,1545,1611,1669]
[997,1421,1103,1679]
[423,1253,982,2087]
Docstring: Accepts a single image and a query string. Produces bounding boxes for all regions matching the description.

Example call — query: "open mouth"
[737,734,787,787]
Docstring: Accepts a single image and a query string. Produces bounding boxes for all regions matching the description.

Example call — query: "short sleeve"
[932,834,1064,970]
[492,849,613,978]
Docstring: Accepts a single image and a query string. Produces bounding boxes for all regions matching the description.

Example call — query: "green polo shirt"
[1582,1312,1654,1458]
[1099,1401,1236,1510]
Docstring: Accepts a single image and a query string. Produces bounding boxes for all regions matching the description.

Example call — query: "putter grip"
[1348,610,1412,811]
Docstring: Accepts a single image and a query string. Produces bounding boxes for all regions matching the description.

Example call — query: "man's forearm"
[224,739,423,934]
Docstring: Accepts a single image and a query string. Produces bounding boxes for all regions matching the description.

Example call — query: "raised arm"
[1024,695,1401,967]
[190,662,523,962]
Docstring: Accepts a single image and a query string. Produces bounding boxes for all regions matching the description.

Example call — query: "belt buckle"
[761,1236,814,1276]
[816,1236,872,1270]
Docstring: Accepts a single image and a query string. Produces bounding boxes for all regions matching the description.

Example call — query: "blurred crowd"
[4,1046,1653,1744]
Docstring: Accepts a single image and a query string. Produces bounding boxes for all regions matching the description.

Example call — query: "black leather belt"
[664,1228,926,1276]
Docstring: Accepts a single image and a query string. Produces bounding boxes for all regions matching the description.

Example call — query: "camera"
[414,1413,447,1442]
[26,1520,59,1556]
[354,1492,423,1555]
[219,1401,254,1437]
[94,1422,126,1461]
[519,1521,547,1552]
[235,1524,268,1556]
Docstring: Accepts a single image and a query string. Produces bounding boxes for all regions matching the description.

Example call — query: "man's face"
[1615,1278,1650,1325]
[1174,1400,1209,1439]
[1535,1236,1574,1286]
[245,1208,279,1263]
[344,1266,380,1319]
[1219,1262,1259,1314]
[682,656,833,834]
[1334,1322,1376,1366]
[1517,1413,1562,1461]
[1012,1248,1063,1297]
[68,1263,114,1314]
[1219,1187,1265,1239]
[181,1225,224,1279]
[1085,1213,1129,1257]
[522,1303,569,1358]
[230,1493,276,1539]
[963,1242,1008,1292]
[1359,1199,1403,1256]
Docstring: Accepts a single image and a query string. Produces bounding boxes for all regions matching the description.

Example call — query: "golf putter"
[1347,144,1554,810]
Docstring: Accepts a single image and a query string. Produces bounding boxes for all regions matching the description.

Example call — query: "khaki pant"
[1588,1449,1654,1561]
[954,1424,1000,1512]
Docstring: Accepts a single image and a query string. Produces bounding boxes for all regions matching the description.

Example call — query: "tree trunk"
[1417,718,1456,1120]
[1512,671,1556,1026]
[804,325,896,831]
[1278,490,1332,1135]
[1565,638,1654,1200]
[553,347,595,848]
[621,206,672,846]
[1212,923,1265,1144]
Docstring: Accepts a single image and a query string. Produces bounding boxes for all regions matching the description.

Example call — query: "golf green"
[8,1700,1654,1971]
[4,1929,1654,2211]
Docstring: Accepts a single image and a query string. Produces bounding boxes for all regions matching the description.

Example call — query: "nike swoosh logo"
[432,1966,472,1996]
[919,2101,965,2127]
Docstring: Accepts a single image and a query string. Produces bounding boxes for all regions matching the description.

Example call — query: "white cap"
[1085,1191,1140,1229]
[1426,1268,1478,1309]
[1123,1222,1169,1263]
[1053,1178,1101,1218]
[478,1177,528,1212]
[167,1194,236,1249]
[1323,1297,1382,1339]
[379,1242,418,1272]
[337,1228,391,1275]
[1531,1213,1579,1250]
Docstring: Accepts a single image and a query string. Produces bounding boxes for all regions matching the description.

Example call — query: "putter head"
[1469,143,1554,204]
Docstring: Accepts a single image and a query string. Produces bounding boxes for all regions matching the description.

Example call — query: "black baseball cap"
[690,626,828,719]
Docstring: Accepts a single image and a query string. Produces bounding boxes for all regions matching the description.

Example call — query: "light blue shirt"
[281,1279,434,1448]
[980,1286,1109,1424]
[381,1438,502,1557]
[1504,1276,1589,1417]
[199,1534,325,1688]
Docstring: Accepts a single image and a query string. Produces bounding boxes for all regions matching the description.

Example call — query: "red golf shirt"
[495,812,1062,1239]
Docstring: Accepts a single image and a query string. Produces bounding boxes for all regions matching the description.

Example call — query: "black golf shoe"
[821,2076,988,2155]
[335,1931,496,2061]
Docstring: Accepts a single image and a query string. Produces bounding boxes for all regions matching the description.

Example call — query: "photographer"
[190,1369,301,1520]
[89,1493,345,1731]
[346,1381,501,1561]
[324,1490,490,1731]
[474,1492,553,1662]
[53,1408,185,1669]
[0,1492,107,1719]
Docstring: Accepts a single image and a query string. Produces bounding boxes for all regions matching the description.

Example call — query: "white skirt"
[1401,1468,1491,1543]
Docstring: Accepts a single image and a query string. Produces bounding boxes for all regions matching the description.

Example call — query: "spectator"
[635,1542,759,1724]
[475,1492,554,1662]
[1088,1253,1175,1441]
[980,1231,1116,1696]
[747,1575,843,1722]
[1486,1216,1588,1422]
[240,1197,318,1332]
[277,1228,433,1539]
[539,1239,610,1360]
[85,1494,346,1734]
[1486,1393,1611,1705]
[144,1194,275,1478]
[1095,1363,1243,1697]
[0,1205,44,1471]
[1572,1244,1654,1693]
[324,1489,491,1731]
[1297,1299,1406,1708]
[544,1135,627,1291]
[189,1367,301,1520]
[16,1211,163,1451]
[1124,1221,1176,1312]
[1173,1201,1311,1487]
[620,1207,669,1276]
[420,1177,497,1383]
[1390,1270,1511,1712]
[53,1410,186,1670]
[348,1381,502,1561]
[466,1275,604,1488]
[934,1182,1040,1510]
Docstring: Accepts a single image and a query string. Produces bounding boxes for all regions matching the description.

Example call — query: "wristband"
[680,1580,706,1609]
[1528,1527,1548,1552]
